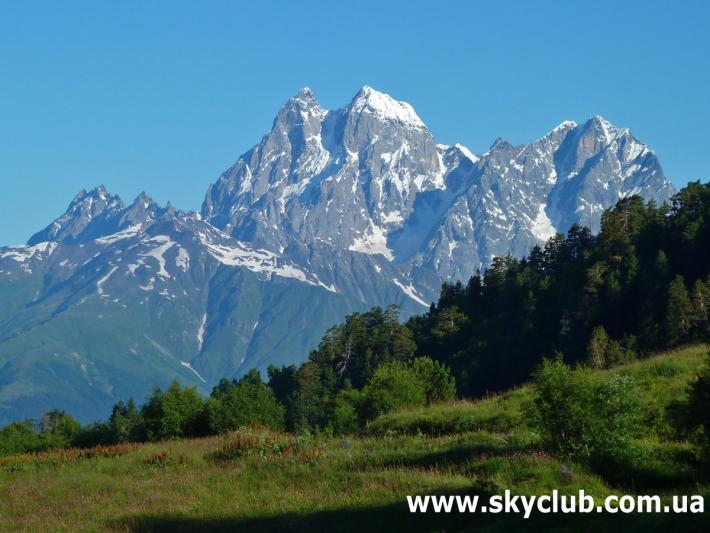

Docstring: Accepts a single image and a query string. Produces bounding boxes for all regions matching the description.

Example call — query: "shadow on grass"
[590,449,703,492]
[371,439,704,495]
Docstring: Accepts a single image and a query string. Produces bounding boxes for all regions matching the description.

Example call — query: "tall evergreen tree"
[665,275,693,346]
[691,278,710,340]
[109,399,142,443]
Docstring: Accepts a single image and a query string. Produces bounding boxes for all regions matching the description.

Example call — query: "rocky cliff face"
[0,86,674,423]
[203,89,671,291]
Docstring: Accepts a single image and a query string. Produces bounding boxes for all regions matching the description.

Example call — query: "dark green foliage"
[309,305,416,389]
[266,364,297,406]
[665,275,693,346]
[691,278,710,340]
[290,361,338,432]
[206,374,285,434]
[0,412,88,454]
[271,306,418,431]
[686,355,710,458]
[532,358,641,461]
[109,399,143,443]
[73,422,113,448]
[410,183,710,396]
[328,357,456,432]
[141,381,205,441]
[585,327,635,369]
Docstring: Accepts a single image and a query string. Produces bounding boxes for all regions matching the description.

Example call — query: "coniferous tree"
[691,278,710,340]
[665,275,693,346]
[267,364,298,407]
[109,399,143,443]
[290,362,329,432]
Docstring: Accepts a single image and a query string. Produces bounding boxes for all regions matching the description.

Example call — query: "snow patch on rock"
[348,223,394,261]
[392,278,428,307]
[531,204,556,241]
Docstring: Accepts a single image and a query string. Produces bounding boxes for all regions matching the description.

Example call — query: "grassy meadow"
[1,345,708,532]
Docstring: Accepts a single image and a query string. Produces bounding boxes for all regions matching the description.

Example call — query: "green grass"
[0,345,708,532]
[367,387,531,437]
[370,344,708,439]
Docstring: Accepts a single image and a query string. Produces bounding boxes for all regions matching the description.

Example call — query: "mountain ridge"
[0,86,674,423]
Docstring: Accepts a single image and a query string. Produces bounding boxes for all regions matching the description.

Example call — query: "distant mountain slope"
[0,86,673,423]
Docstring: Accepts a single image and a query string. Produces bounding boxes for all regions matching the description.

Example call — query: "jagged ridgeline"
[409,183,710,395]
[0,86,674,424]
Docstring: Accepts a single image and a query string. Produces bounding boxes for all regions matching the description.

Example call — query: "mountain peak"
[71,185,113,204]
[552,119,578,132]
[532,120,578,148]
[283,86,323,113]
[348,86,425,128]
[490,137,514,151]
[27,186,124,245]
[66,185,121,211]
[275,87,326,126]
[117,192,164,228]
[295,86,314,97]
[589,114,612,125]
[5,90,678,425]
[452,143,479,163]
[584,115,619,144]
[290,86,320,106]
[130,191,156,207]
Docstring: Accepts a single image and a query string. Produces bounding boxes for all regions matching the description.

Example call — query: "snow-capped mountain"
[202,86,445,256]
[400,115,673,285]
[203,88,671,292]
[0,86,673,423]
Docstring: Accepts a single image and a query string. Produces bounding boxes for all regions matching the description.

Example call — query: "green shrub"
[331,358,456,434]
[593,374,642,455]
[532,358,641,462]
[331,389,363,434]
[360,362,426,421]
[0,421,42,455]
[411,357,456,404]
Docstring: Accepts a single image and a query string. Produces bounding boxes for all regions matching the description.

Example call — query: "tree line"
[409,181,710,395]
[1,181,709,455]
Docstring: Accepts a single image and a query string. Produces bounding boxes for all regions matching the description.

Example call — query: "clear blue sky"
[1,0,708,245]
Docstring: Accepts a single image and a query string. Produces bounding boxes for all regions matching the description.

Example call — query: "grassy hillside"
[0,345,708,532]
[370,345,706,439]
